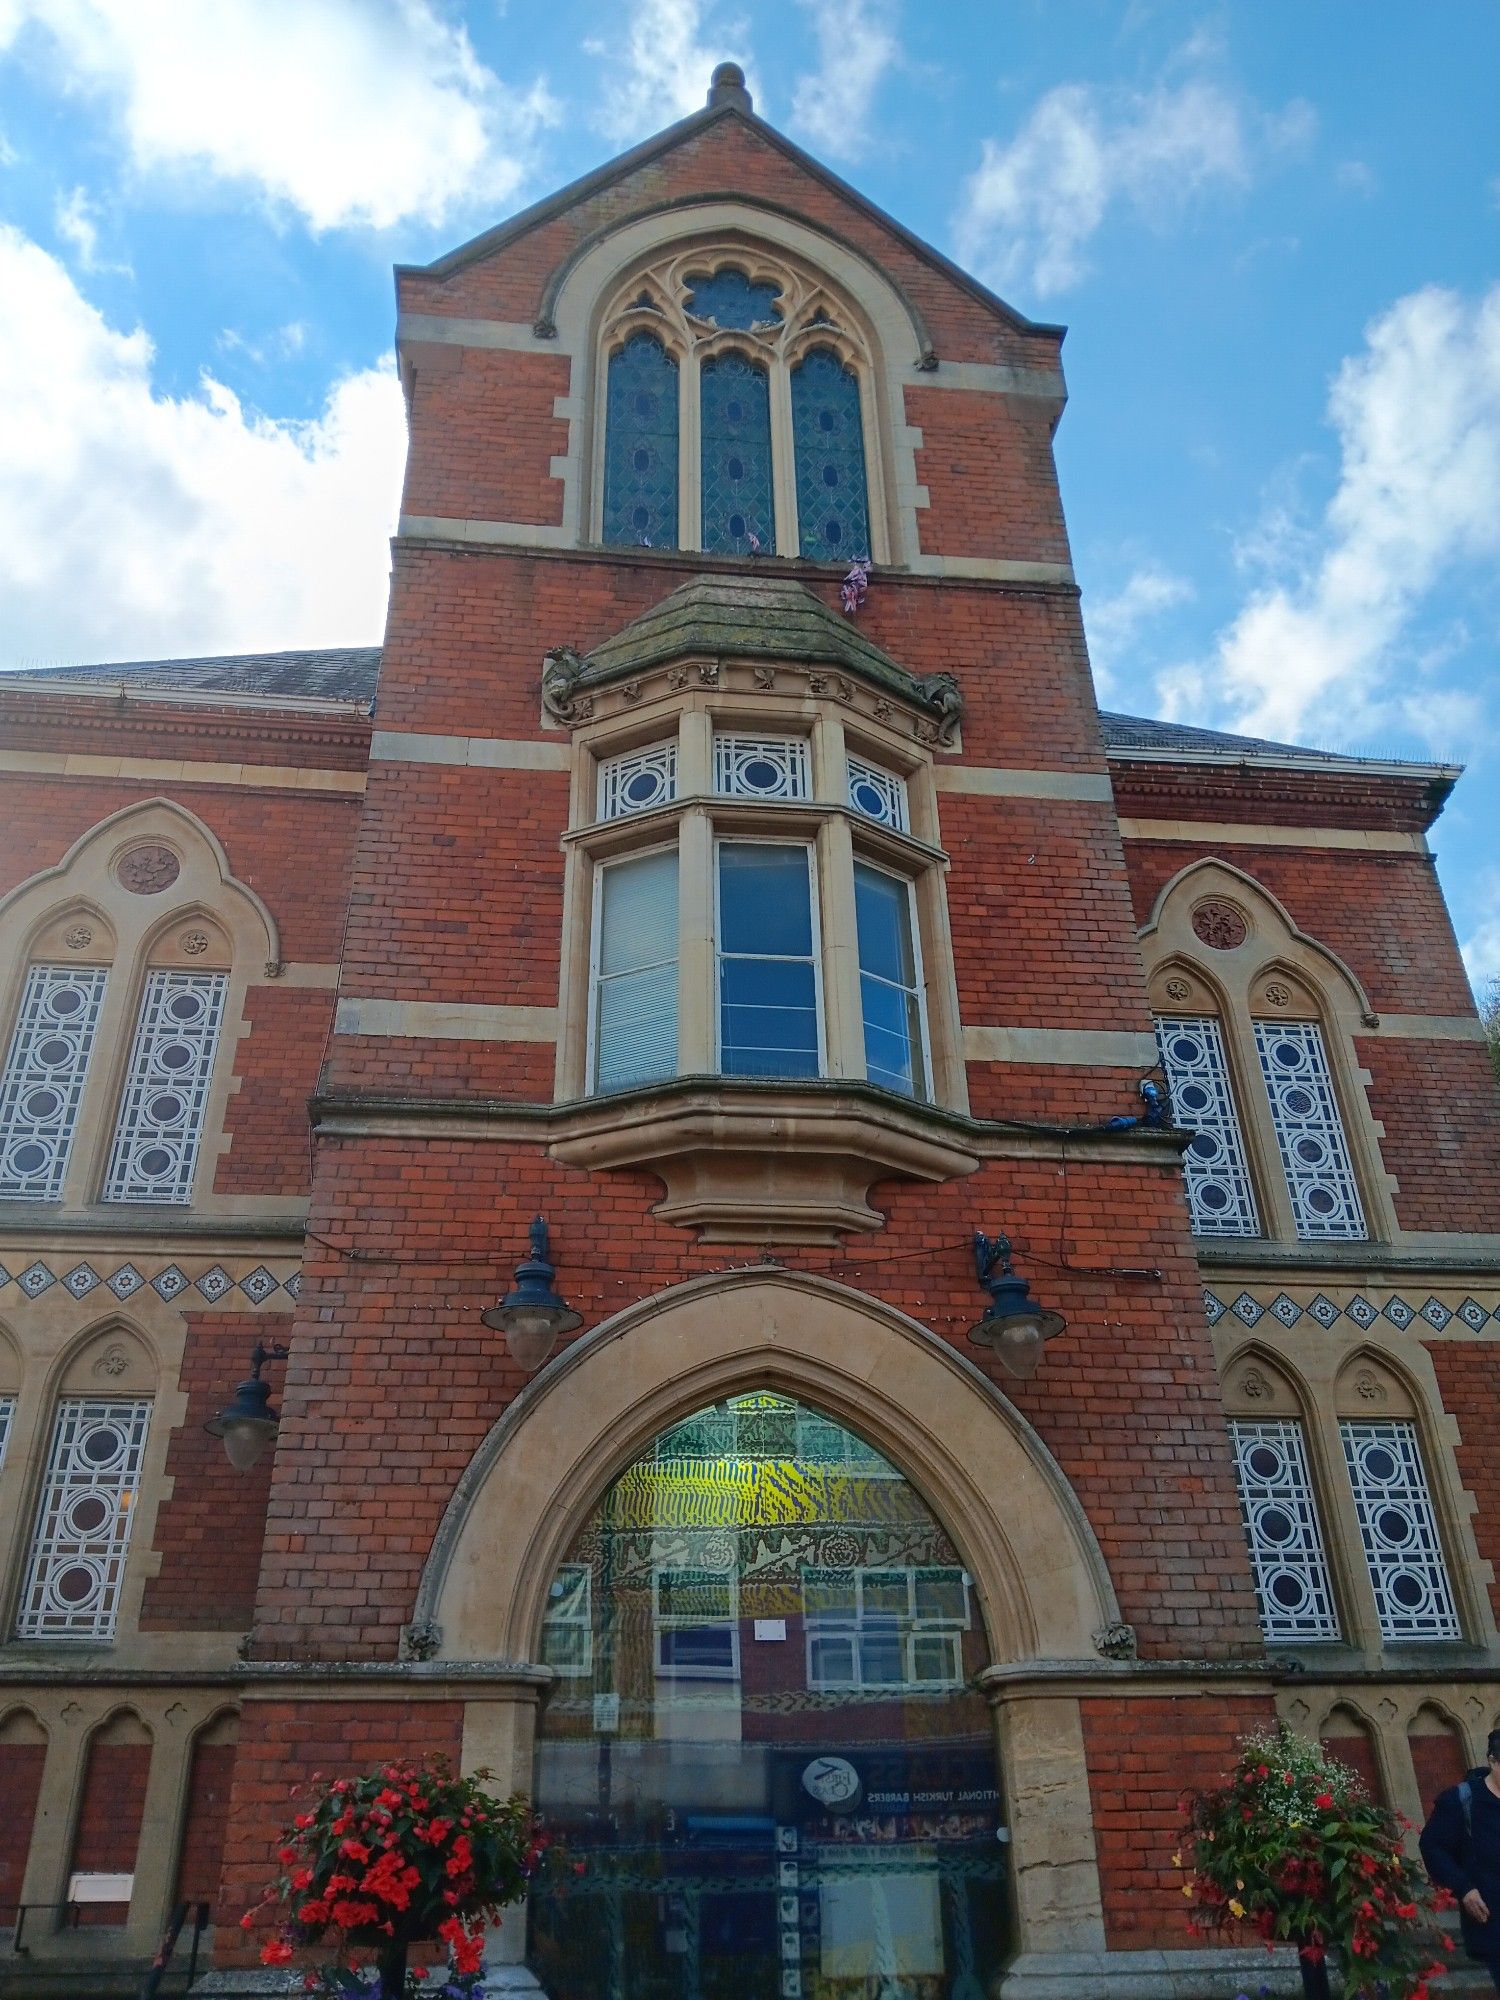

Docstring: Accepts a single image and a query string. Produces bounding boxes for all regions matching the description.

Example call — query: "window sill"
[548,1074,980,1243]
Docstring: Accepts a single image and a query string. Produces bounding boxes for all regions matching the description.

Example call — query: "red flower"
[260,1938,294,1965]
[438,1916,467,1947]
[278,1846,297,1865]
[329,1898,380,1929]
[298,1900,330,1926]
[339,1839,372,1864]
[294,1812,315,1830]
[1314,1791,1333,1809]
[290,1866,314,1891]
[454,1933,484,1975]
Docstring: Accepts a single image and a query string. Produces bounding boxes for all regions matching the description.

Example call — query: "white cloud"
[0,225,406,669]
[789,0,900,163]
[1462,869,1500,989]
[1082,564,1192,699]
[588,0,754,145]
[1199,284,1500,745]
[54,183,128,272]
[955,67,1313,298]
[0,0,556,232]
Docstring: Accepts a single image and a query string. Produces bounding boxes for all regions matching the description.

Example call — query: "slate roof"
[5,645,1455,778]
[9,646,382,707]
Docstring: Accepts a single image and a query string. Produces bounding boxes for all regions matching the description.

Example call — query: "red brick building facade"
[0,66,1496,2000]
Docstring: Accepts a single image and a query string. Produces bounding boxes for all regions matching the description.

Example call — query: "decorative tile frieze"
[1205,1285,1496,1335]
[62,1262,101,1299]
[0,1254,299,1309]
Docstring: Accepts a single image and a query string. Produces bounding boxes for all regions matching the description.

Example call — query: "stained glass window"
[791,348,871,563]
[1254,1021,1366,1240]
[685,268,782,330]
[602,334,680,550]
[530,1395,1007,2000]
[700,353,774,555]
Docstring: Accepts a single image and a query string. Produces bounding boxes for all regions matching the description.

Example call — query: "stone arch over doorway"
[417,1267,1119,1667]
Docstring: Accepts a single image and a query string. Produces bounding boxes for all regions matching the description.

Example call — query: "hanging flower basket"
[245,1756,543,1998]
[1177,1724,1454,2000]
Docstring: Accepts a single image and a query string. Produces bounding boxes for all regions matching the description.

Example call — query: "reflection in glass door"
[530,1394,1008,2000]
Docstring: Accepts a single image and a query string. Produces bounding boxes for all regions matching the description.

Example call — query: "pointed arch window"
[602,333,680,550]
[699,353,774,555]
[597,246,881,562]
[0,965,109,1200]
[791,348,870,564]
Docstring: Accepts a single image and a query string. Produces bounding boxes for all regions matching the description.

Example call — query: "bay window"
[580,721,941,1101]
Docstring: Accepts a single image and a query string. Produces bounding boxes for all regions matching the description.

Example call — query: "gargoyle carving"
[912,671,965,746]
[541,646,591,726]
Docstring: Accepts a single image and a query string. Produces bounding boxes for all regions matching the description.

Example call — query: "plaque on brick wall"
[1191,899,1248,949]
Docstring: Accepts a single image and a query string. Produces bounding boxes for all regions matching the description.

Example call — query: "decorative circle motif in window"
[102,969,228,1204]
[1229,1420,1341,1642]
[597,742,679,821]
[1252,1021,1366,1241]
[1338,1419,1460,1639]
[15,1396,153,1640]
[0,963,109,1200]
[685,267,783,329]
[1154,1016,1260,1236]
[846,754,908,831]
[116,845,181,895]
[713,732,811,801]
[1191,899,1248,949]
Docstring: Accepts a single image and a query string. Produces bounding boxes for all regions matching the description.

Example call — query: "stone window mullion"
[681,351,703,550]
[677,806,716,1074]
[768,358,799,556]
[817,815,863,1081]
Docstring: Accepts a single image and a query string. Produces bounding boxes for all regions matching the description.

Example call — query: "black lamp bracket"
[248,1341,290,1379]
[973,1232,1015,1287]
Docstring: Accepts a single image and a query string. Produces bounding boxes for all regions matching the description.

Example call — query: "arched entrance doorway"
[528,1391,1006,2000]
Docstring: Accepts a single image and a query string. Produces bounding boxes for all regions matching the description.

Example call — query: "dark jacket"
[1421,1766,1500,1961]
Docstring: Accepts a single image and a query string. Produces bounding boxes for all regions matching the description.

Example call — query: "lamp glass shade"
[483,1298,583,1372]
[220,1415,278,1471]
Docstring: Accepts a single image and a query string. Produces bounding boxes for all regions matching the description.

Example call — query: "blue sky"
[1,0,1496,989]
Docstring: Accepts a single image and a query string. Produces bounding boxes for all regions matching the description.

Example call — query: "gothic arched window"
[699,352,774,554]
[601,333,680,550]
[791,347,870,564]
[596,244,881,561]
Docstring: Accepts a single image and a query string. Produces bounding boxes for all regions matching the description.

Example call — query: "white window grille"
[1254,1021,1365,1240]
[654,1567,740,1679]
[713,733,811,801]
[803,1566,969,1690]
[0,965,108,1201]
[1229,1420,1341,1642]
[597,740,678,821]
[0,1394,13,1472]
[590,849,679,1093]
[1155,1016,1260,1236]
[1339,1420,1460,1639]
[102,971,227,1204]
[540,1563,593,1677]
[846,755,908,832]
[16,1398,152,1641]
